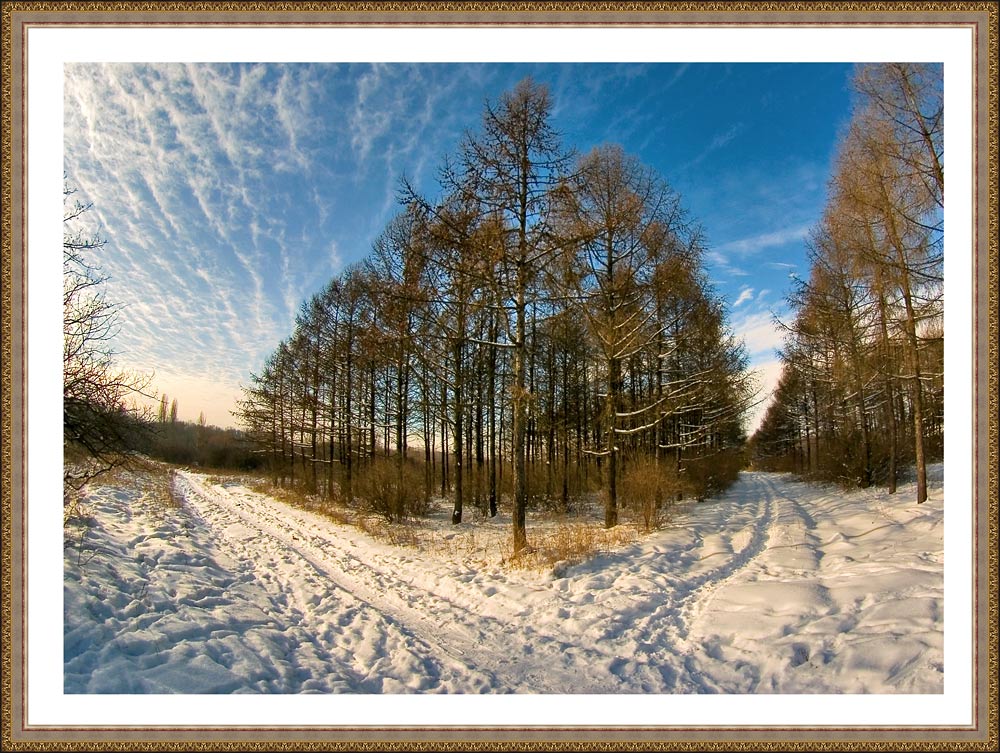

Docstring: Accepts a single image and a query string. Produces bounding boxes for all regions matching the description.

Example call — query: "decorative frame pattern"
[1,2,996,749]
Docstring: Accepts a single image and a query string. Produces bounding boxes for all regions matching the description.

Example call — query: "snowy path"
[173,472,611,693]
[64,467,943,693]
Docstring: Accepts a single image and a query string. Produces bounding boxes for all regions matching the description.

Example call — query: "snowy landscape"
[64,464,943,694]
[60,62,946,700]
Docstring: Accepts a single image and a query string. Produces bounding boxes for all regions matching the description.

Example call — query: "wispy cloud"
[64,63,338,422]
[730,308,786,361]
[733,287,755,307]
[728,302,789,434]
[705,250,749,279]
[708,123,743,151]
[745,358,784,435]
[681,121,745,171]
[350,63,393,165]
[715,224,811,257]
[62,62,837,429]
[665,63,689,89]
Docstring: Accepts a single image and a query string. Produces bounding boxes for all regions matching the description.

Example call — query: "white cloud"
[716,224,810,257]
[731,308,786,360]
[329,241,344,275]
[665,63,689,89]
[733,287,754,307]
[350,63,393,164]
[705,250,748,279]
[64,62,327,422]
[682,121,745,170]
[708,122,743,151]
[138,370,243,428]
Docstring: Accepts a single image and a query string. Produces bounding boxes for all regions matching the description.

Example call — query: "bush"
[500,521,637,572]
[619,458,681,532]
[355,457,430,522]
[681,447,743,500]
[522,463,565,513]
[144,420,265,472]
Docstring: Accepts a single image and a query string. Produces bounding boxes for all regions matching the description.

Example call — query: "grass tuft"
[500,521,637,572]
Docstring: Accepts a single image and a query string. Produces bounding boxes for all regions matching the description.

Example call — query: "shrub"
[681,447,743,500]
[355,457,430,522]
[619,458,681,532]
[500,521,637,572]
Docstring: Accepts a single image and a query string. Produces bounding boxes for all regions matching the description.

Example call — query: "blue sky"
[63,62,855,429]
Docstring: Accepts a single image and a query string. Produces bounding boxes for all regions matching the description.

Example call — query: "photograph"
[2,2,995,750]
[60,59,945,695]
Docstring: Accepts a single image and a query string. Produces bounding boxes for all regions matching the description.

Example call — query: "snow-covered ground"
[64,465,943,694]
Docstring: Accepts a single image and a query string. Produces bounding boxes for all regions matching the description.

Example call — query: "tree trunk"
[452,334,464,525]
[605,354,620,528]
[488,315,498,517]
[512,298,528,552]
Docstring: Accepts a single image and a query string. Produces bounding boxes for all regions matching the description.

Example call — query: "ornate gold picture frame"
[2,2,996,750]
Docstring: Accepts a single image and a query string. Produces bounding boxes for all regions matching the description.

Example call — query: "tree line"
[748,64,944,503]
[236,78,753,551]
[144,395,263,470]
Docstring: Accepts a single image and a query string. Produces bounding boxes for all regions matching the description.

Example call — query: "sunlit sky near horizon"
[64,62,856,431]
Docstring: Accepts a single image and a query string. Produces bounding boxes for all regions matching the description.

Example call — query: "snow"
[64,465,943,694]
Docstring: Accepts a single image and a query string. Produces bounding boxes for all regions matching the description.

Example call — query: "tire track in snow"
[680,476,777,626]
[626,475,777,665]
[176,472,504,691]
[174,478,404,690]
[672,473,816,636]
[584,475,776,693]
[177,472,612,692]
[555,474,780,692]
[675,473,839,692]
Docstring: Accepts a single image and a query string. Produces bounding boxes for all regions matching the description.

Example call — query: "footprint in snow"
[789,642,810,667]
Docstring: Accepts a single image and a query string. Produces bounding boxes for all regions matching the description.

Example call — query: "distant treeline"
[142,418,265,472]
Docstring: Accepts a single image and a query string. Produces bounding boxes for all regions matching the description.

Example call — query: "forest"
[63,64,944,556]
[748,63,944,504]
[234,78,753,553]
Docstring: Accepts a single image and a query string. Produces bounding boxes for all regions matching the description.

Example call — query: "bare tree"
[63,182,153,498]
[238,79,751,539]
[366,208,430,520]
[752,63,943,503]
[454,78,572,552]
[553,145,673,526]
[552,145,748,525]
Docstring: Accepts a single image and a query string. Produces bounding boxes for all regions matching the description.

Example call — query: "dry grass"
[355,514,423,548]
[354,458,432,522]
[75,458,184,514]
[500,520,638,572]
[218,477,649,573]
[64,458,183,567]
[427,526,489,559]
[245,479,428,549]
[247,480,352,525]
[203,467,257,486]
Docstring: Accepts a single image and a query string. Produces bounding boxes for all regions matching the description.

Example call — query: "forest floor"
[64,463,943,694]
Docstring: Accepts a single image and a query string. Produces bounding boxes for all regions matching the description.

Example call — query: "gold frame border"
[1,1,996,750]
